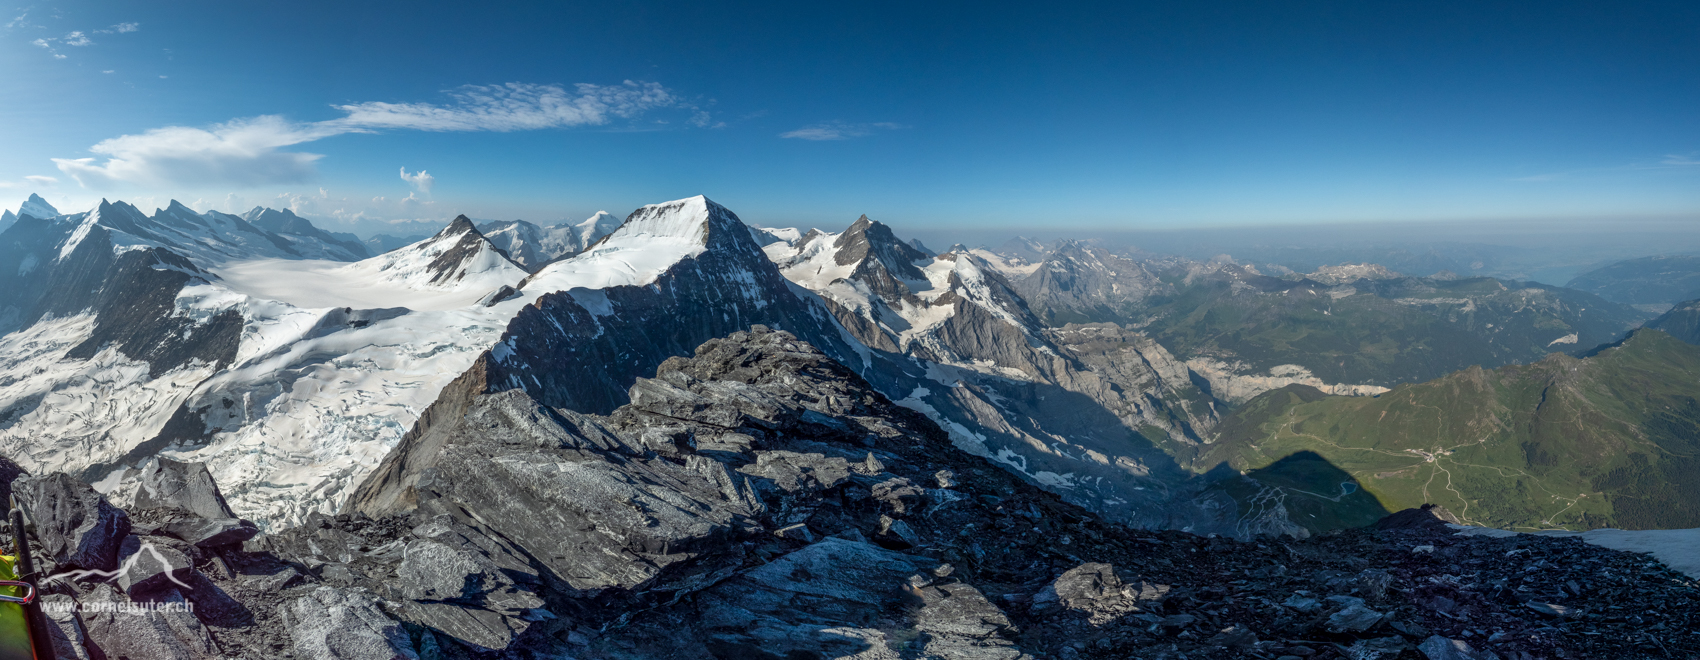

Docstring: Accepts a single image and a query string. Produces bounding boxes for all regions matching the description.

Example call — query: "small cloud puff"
[400,167,435,193]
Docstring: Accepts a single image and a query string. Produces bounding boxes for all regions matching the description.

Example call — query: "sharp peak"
[26,193,48,202]
[631,194,718,211]
[440,215,481,236]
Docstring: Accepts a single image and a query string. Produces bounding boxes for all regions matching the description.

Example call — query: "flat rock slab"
[283,586,418,660]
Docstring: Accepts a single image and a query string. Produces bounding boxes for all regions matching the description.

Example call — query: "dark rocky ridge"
[0,330,1695,658]
[832,215,932,302]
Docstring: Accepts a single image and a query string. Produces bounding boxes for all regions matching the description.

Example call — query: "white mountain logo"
[43,542,193,590]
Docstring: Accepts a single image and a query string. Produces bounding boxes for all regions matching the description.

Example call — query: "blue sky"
[2,0,1698,238]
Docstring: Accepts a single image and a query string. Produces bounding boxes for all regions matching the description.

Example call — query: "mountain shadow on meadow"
[1202,328,1700,531]
[1201,450,1392,536]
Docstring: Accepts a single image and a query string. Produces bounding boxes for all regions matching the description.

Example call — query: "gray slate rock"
[159,516,258,548]
[14,472,131,571]
[81,585,219,660]
[594,538,1028,658]
[914,583,1030,659]
[134,458,238,520]
[1418,635,1503,660]
[39,593,92,660]
[283,586,419,660]
[1328,602,1386,633]
[1033,563,1168,624]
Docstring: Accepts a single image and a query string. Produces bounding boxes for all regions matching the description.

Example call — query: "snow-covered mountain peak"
[19,193,58,221]
[239,206,370,261]
[436,214,479,239]
[573,211,621,248]
[519,195,751,297]
[603,194,718,246]
[211,214,527,313]
[48,199,369,267]
[366,214,523,290]
[477,211,625,271]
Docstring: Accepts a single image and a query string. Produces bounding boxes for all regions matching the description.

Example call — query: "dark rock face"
[832,215,932,302]
[14,472,131,571]
[134,458,239,520]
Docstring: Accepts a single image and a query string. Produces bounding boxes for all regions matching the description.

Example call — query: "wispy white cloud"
[54,116,338,188]
[0,175,59,189]
[62,30,90,46]
[780,121,907,141]
[56,81,709,189]
[1662,154,1700,166]
[400,167,435,193]
[329,82,679,132]
[102,22,139,33]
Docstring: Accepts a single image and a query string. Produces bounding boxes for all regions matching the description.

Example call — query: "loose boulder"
[14,472,131,571]
[134,458,238,520]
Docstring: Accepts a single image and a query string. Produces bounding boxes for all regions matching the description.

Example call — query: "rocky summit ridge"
[0,329,1694,659]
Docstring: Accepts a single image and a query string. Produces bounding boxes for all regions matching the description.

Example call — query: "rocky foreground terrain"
[2,329,1694,659]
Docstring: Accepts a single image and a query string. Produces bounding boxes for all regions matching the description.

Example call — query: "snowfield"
[64,196,732,526]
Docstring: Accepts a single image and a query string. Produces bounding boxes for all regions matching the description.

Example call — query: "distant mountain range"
[1565,254,1700,310]
[0,191,1690,541]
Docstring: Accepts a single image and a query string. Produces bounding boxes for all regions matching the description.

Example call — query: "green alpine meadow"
[1202,327,1700,533]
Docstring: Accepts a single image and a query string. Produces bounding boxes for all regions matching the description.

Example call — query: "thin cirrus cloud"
[54,81,699,189]
[0,175,60,189]
[400,167,435,193]
[779,121,907,141]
